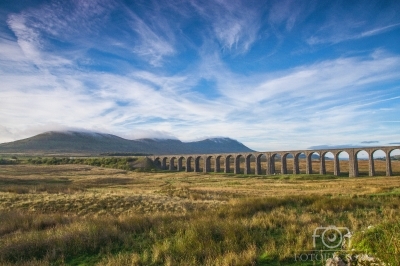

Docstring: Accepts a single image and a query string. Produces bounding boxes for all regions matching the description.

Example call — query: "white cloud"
[268,0,310,31]
[1,38,400,151]
[190,0,261,54]
[1,1,400,152]
[129,14,175,66]
[218,54,400,105]
[0,46,400,150]
[121,129,178,140]
[121,4,177,67]
[307,22,400,45]
[305,1,400,46]
[360,22,400,37]
[7,14,42,64]
[6,13,72,69]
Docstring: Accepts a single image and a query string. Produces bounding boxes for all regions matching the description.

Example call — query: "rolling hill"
[0,131,254,155]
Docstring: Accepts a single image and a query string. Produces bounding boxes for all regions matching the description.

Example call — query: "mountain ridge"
[0,131,254,155]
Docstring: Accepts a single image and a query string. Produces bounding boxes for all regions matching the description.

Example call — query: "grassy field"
[0,161,399,265]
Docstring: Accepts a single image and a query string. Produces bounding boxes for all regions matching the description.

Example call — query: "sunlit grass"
[0,164,399,265]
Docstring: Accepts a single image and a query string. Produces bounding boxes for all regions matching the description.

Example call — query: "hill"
[0,131,254,155]
[391,155,400,160]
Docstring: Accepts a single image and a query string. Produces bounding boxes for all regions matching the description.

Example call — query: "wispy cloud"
[268,0,312,31]
[5,0,114,69]
[7,14,46,67]
[360,22,400,37]
[126,9,175,66]
[190,0,261,54]
[306,1,400,47]
[307,22,400,45]
[1,0,400,151]
[1,36,399,150]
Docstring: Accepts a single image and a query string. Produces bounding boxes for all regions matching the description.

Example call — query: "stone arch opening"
[177,157,185,171]
[389,148,400,176]
[245,154,256,175]
[162,157,169,170]
[355,150,369,176]
[194,156,203,172]
[256,154,267,175]
[320,152,334,175]
[224,155,233,173]
[169,157,177,171]
[280,153,292,174]
[215,155,223,173]
[204,155,213,172]
[307,151,320,174]
[370,149,385,176]
[335,151,349,177]
[293,152,307,174]
[234,154,244,174]
[154,157,162,170]
[270,153,279,174]
[185,156,194,172]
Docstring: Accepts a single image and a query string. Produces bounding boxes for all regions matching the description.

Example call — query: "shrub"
[351,221,400,266]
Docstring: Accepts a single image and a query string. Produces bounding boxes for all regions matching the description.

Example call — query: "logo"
[312,225,351,249]
[294,225,352,263]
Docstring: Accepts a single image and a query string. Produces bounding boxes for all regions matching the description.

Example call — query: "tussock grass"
[0,164,399,265]
[0,211,72,237]
[351,220,400,266]
[1,194,398,265]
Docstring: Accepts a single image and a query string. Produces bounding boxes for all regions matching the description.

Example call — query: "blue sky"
[1,0,400,151]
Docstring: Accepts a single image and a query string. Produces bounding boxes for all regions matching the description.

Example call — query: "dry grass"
[0,163,399,265]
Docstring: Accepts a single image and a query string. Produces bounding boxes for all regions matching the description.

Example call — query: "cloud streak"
[126,9,176,66]
[360,22,400,37]
[190,0,261,54]
[1,0,400,151]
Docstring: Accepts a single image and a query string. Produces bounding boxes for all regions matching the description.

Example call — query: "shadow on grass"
[0,176,143,194]
[0,178,78,194]
[0,193,398,265]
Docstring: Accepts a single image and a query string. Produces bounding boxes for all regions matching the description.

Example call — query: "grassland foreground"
[0,162,399,265]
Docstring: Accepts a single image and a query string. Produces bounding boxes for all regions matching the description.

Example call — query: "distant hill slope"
[0,131,254,155]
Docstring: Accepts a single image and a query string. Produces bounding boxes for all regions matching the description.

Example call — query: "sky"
[1,0,400,152]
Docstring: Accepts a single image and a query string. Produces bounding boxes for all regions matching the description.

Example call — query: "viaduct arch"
[151,146,400,177]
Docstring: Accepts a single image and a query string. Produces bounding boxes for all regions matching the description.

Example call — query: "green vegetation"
[351,221,400,266]
[0,156,157,172]
[0,193,399,265]
[0,158,18,165]
[0,164,399,265]
[374,155,400,161]
[99,152,151,156]
[26,157,137,170]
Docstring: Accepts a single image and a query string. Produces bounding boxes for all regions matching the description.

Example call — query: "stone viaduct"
[151,146,400,177]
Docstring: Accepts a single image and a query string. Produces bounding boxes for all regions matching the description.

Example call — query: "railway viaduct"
[151,146,400,177]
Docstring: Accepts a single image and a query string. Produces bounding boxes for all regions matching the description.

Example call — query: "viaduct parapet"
[150,146,400,177]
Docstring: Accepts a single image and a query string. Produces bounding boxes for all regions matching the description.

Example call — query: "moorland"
[0,157,399,265]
